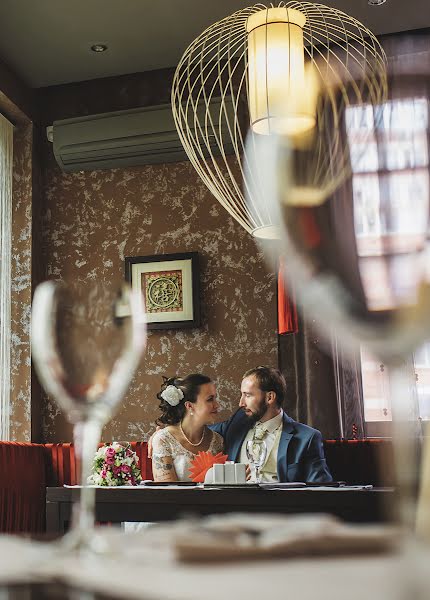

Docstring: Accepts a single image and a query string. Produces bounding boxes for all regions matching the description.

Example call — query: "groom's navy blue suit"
[210,409,332,483]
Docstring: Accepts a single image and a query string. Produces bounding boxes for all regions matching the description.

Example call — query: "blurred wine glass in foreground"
[246,67,430,532]
[31,281,147,552]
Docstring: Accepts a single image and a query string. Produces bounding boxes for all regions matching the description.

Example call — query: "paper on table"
[259,482,306,489]
[139,480,201,489]
[259,483,373,491]
[138,485,201,490]
[303,485,374,491]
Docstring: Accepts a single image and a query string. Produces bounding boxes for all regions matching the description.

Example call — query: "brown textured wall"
[10,122,33,440]
[41,157,277,441]
[39,69,277,442]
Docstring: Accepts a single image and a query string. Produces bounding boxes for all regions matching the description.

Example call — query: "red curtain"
[277,257,298,335]
[277,206,324,335]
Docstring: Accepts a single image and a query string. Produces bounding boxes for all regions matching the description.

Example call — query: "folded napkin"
[164,513,399,563]
[188,451,228,482]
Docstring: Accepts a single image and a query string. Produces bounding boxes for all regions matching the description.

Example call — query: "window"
[360,347,391,423]
[347,98,429,313]
[413,345,430,420]
[346,98,430,436]
[361,343,430,437]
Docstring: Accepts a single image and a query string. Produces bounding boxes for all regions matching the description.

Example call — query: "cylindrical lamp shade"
[247,8,315,136]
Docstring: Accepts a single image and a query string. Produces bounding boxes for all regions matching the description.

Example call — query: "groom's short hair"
[242,366,286,408]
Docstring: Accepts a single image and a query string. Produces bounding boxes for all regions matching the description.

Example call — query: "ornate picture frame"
[124,252,200,330]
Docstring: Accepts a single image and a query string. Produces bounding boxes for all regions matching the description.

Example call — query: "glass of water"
[246,439,267,483]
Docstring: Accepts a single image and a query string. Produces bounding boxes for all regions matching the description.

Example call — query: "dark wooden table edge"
[46,486,395,534]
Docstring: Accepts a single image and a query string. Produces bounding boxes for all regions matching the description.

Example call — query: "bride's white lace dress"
[152,428,224,481]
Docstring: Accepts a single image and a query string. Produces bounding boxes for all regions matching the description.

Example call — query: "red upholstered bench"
[43,442,153,486]
[0,439,393,535]
[0,441,152,534]
[0,442,47,534]
[323,440,395,487]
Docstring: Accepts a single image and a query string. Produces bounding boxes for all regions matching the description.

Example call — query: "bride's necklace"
[180,421,205,447]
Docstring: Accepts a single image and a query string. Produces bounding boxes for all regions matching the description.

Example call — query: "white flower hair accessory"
[161,384,184,407]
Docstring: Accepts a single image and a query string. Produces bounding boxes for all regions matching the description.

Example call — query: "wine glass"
[246,66,430,532]
[31,280,147,552]
[246,439,267,483]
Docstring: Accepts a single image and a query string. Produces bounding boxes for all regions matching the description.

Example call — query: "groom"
[210,366,332,483]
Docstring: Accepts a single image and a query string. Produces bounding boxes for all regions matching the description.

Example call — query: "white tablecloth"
[0,513,428,600]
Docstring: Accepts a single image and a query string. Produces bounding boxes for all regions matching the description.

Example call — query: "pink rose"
[101,470,107,478]
[105,456,114,465]
[121,465,131,473]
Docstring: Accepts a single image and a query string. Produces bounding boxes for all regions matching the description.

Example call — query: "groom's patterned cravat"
[240,411,284,482]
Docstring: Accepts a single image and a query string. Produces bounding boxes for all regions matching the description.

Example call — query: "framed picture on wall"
[124,252,200,330]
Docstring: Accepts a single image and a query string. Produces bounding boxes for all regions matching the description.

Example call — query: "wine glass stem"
[389,365,421,531]
[387,366,430,598]
[71,419,103,536]
[255,465,260,483]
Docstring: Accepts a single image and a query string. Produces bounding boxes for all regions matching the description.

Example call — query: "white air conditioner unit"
[49,100,235,173]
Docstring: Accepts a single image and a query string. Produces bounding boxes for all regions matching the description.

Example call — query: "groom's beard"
[242,397,267,424]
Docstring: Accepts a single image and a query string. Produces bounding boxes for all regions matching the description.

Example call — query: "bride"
[151,374,224,481]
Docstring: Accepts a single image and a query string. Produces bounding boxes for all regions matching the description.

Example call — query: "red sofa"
[0,442,152,535]
[0,439,394,535]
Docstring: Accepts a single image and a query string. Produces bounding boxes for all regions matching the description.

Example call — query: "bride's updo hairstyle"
[157,373,212,425]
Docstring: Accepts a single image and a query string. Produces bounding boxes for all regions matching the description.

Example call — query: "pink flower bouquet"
[88,442,142,486]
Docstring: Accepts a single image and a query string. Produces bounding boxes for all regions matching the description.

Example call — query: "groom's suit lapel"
[229,417,252,462]
[229,428,249,462]
[277,413,295,482]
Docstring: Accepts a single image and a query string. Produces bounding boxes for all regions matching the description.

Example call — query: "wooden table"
[46,486,394,534]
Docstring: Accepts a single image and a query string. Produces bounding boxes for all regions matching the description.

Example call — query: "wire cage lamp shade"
[171,2,387,238]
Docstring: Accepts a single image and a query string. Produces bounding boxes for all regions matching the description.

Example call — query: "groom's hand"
[147,425,162,458]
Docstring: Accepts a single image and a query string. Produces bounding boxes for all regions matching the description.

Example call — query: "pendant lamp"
[171,2,387,238]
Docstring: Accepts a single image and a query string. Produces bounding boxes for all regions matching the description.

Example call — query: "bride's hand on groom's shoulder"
[147,425,164,458]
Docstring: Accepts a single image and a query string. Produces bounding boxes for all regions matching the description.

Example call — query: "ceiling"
[0,0,427,89]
